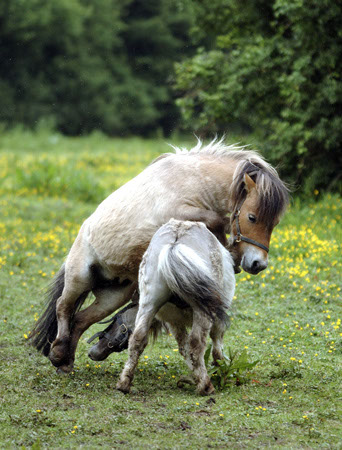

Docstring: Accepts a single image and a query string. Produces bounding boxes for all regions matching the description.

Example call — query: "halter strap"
[232,202,269,253]
[87,302,135,345]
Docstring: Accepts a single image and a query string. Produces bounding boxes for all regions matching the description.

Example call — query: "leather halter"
[87,303,135,348]
[232,200,269,253]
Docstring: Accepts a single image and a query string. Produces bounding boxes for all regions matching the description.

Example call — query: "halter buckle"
[120,323,128,334]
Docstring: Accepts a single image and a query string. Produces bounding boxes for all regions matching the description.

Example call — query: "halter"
[87,303,135,348]
[231,199,269,253]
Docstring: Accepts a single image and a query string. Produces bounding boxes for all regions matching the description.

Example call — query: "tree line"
[0,0,192,136]
[1,0,341,191]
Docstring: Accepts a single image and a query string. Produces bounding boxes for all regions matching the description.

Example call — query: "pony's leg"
[117,279,169,393]
[57,282,136,373]
[116,306,157,393]
[210,319,227,364]
[168,323,189,359]
[187,311,215,396]
[49,274,92,368]
[49,233,95,367]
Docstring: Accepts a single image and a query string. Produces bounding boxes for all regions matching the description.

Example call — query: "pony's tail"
[29,264,88,356]
[158,244,228,324]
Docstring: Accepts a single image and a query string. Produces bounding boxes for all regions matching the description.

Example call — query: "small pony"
[116,218,235,396]
[87,301,163,361]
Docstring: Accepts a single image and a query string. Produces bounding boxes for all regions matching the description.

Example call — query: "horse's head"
[229,169,289,275]
[88,304,138,361]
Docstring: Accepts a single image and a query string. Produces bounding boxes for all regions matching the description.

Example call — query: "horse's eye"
[248,214,256,223]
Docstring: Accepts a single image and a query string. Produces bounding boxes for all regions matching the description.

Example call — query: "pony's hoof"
[177,375,195,388]
[49,339,70,367]
[116,379,131,394]
[56,362,74,375]
[198,382,215,396]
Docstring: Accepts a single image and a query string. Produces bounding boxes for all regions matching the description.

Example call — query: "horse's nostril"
[252,260,260,271]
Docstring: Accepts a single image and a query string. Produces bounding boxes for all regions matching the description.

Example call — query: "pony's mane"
[171,137,290,226]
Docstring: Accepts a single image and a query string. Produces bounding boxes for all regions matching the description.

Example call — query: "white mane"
[169,136,277,178]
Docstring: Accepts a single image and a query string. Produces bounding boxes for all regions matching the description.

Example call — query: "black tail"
[29,265,89,356]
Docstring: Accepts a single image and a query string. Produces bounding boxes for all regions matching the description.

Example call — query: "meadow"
[0,129,341,448]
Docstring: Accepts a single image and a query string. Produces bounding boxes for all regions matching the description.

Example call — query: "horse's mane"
[171,137,290,226]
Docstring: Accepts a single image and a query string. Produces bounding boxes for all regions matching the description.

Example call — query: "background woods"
[174,0,342,193]
[0,0,341,192]
[0,0,192,136]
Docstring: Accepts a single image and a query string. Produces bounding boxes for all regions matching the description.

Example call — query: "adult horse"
[30,138,289,373]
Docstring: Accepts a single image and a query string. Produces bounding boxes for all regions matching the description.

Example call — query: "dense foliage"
[0,0,191,135]
[174,0,342,192]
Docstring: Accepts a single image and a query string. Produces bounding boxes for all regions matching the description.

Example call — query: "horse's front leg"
[57,283,136,374]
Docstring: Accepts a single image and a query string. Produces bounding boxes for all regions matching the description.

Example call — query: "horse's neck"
[194,155,238,213]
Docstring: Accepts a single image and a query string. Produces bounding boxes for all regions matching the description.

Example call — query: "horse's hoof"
[56,362,74,375]
[116,379,131,394]
[198,382,215,396]
[49,339,70,367]
[177,375,195,388]
[234,265,241,274]
[56,367,69,376]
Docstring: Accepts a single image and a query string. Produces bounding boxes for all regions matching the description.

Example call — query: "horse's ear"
[244,173,256,193]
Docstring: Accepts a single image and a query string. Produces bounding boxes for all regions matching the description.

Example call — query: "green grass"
[0,130,341,448]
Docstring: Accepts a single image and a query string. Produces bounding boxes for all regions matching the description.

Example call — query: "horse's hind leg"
[116,306,156,393]
[57,282,136,374]
[117,268,169,393]
[210,318,227,364]
[168,323,189,359]
[187,310,215,396]
[49,274,91,369]
[49,233,94,368]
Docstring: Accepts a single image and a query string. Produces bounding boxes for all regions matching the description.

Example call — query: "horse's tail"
[29,264,88,356]
[158,244,228,323]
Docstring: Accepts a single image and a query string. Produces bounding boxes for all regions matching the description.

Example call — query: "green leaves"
[0,0,193,136]
[174,0,342,194]
[205,344,259,389]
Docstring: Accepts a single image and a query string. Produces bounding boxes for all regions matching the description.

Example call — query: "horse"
[30,138,289,374]
[87,302,155,361]
[116,219,235,395]
[87,297,189,361]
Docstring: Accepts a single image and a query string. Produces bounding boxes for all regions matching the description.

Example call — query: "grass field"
[0,129,341,448]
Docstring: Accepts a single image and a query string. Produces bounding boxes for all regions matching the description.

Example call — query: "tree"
[0,0,192,135]
[174,0,342,192]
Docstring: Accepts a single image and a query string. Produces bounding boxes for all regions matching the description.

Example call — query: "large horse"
[30,139,289,373]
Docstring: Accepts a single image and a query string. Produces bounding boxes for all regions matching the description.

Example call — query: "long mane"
[171,137,290,226]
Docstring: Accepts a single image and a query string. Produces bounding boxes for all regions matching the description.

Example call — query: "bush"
[174,0,342,193]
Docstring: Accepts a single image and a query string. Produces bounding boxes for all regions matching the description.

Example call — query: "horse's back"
[70,152,236,278]
[147,218,235,289]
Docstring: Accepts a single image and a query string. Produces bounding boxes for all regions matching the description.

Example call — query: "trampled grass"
[0,130,341,448]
